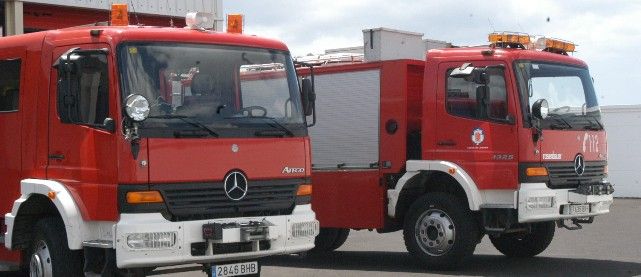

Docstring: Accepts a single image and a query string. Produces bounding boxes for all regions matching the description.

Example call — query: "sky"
[223,0,641,106]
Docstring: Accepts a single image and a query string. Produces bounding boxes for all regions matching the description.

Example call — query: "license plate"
[212,261,259,277]
[568,204,590,215]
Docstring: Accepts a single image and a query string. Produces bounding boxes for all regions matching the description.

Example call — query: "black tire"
[28,217,83,277]
[329,229,350,251]
[403,193,479,270]
[311,228,338,252]
[490,221,555,257]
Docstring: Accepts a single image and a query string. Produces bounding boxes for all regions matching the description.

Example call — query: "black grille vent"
[547,161,606,189]
[152,179,300,222]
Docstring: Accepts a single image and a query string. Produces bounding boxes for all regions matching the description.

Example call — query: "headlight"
[185,12,215,30]
[125,94,150,122]
[526,196,555,210]
[291,221,319,238]
[126,232,176,249]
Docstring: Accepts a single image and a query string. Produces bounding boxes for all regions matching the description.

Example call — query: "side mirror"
[471,69,489,85]
[301,78,315,116]
[103,117,115,132]
[125,94,151,122]
[532,99,549,120]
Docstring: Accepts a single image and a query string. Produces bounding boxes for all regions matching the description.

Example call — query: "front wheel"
[489,221,555,257]
[403,193,480,270]
[28,217,83,277]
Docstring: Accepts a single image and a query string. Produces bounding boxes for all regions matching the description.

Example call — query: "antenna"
[517,22,525,33]
[165,0,174,27]
[487,17,496,32]
[129,0,141,26]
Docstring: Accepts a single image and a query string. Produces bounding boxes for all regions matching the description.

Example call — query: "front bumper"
[518,183,613,223]
[114,204,318,269]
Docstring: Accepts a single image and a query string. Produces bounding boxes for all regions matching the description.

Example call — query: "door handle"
[437,140,457,146]
[48,154,65,160]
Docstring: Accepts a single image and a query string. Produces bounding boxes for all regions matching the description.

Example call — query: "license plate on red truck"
[568,204,590,215]
[212,261,259,277]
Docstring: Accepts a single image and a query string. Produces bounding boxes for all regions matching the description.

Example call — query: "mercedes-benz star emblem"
[574,153,585,176]
[224,171,248,201]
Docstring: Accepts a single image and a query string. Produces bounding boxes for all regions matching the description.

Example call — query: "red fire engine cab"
[301,29,613,269]
[0,8,319,277]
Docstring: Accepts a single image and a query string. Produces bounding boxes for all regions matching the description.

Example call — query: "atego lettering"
[282,167,305,174]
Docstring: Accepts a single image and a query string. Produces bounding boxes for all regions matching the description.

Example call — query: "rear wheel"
[403,193,479,270]
[28,217,83,277]
[310,228,350,253]
[490,221,555,257]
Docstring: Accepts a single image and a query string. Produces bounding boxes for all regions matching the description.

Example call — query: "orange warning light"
[111,4,129,26]
[227,14,244,34]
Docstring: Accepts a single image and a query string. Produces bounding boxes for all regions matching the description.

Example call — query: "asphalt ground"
[153,198,641,277]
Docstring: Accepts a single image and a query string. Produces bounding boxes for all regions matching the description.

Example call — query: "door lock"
[437,140,457,146]
[48,154,65,160]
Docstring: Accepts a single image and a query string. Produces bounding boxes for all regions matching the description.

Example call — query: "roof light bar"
[536,37,576,54]
[488,32,531,45]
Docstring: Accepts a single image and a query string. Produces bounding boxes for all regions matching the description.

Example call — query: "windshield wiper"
[255,130,290,137]
[583,115,604,131]
[225,114,295,137]
[147,115,219,137]
[257,117,295,137]
[546,114,573,130]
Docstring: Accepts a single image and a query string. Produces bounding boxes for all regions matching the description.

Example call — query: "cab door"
[47,44,119,220]
[0,49,25,229]
[429,61,519,190]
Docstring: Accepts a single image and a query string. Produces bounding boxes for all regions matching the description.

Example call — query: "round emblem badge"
[224,171,248,201]
[471,128,485,146]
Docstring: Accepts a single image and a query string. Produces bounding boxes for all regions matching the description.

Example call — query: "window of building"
[0,59,21,112]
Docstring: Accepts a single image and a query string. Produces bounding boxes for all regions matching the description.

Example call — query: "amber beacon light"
[227,14,244,34]
[111,3,129,26]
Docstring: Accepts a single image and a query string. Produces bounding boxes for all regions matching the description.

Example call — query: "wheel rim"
[414,208,456,256]
[29,240,53,277]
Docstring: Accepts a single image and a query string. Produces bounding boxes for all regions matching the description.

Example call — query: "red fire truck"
[301,29,614,269]
[0,7,318,277]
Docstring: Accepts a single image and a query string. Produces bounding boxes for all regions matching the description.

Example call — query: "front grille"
[547,161,606,189]
[152,179,301,222]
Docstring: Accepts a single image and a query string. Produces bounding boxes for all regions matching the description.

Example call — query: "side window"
[0,59,21,112]
[57,53,109,125]
[446,67,508,121]
[239,64,291,118]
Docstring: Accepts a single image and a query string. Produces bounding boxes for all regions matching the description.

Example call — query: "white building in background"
[2,0,223,36]
[601,105,641,197]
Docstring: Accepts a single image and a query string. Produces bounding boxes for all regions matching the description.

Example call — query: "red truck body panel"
[148,137,308,183]
[312,170,383,228]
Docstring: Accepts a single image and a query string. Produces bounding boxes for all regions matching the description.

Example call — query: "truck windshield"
[515,61,602,130]
[118,42,306,138]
